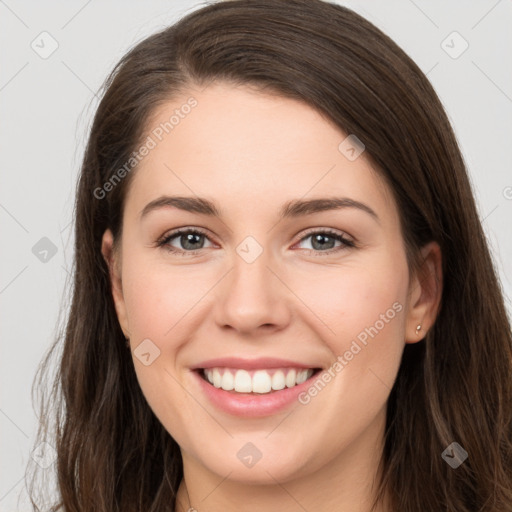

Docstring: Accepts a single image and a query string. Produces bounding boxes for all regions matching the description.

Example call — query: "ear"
[405,241,443,343]
[101,229,130,339]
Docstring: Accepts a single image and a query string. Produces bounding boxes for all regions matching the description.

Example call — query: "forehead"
[125,83,398,227]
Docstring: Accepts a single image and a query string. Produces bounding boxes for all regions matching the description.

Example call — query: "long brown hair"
[28,0,512,510]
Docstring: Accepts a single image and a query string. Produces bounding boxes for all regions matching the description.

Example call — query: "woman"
[28,0,512,510]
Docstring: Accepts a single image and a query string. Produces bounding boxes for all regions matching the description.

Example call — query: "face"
[102,82,440,488]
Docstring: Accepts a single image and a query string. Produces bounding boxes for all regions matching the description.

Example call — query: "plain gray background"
[1,0,511,509]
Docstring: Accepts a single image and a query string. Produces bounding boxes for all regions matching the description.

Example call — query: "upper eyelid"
[295,227,353,241]
[161,227,214,243]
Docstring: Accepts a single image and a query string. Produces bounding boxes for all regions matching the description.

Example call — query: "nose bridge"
[215,240,290,332]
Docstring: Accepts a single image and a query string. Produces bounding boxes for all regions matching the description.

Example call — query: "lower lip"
[192,369,319,418]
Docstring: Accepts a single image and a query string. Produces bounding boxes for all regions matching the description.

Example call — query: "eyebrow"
[139,195,379,223]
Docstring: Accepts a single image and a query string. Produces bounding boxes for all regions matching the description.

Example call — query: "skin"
[101,82,442,512]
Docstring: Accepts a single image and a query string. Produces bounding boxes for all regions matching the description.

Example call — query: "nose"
[214,250,292,336]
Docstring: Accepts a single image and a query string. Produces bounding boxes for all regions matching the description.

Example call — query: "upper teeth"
[203,368,314,394]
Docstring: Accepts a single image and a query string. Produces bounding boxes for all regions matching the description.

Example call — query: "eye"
[294,228,355,256]
[156,228,214,256]
[156,227,355,257]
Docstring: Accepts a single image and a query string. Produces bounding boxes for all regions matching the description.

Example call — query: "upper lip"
[191,357,321,371]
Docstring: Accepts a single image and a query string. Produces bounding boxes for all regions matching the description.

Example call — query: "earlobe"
[405,241,443,344]
[101,229,130,339]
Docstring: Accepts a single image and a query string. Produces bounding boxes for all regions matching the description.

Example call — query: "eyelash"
[156,227,356,257]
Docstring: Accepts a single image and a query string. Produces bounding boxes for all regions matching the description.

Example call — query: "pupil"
[183,233,202,250]
[312,234,334,250]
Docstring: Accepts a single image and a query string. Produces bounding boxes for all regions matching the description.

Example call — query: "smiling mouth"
[197,367,322,394]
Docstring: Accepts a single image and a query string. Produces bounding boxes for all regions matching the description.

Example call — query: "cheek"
[298,250,408,406]
[121,255,213,416]
[302,252,408,346]
[121,254,202,340]
[122,256,198,436]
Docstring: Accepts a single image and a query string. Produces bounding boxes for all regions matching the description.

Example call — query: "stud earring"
[415,324,422,335]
